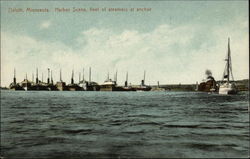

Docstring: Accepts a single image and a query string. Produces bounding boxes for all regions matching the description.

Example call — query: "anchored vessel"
[20,73,37,91]
[218,38,237,95]
[9,69,24,90]
[99,71,125,91]
[56,69,68,91]
[122,72,136,91]
[198,71,217,92]
[67,70,82,91]
[84,67,100,91]
[134,71,151,91]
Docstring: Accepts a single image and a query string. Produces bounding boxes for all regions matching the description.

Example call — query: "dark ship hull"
[122,87,136,91]
[9,84,24,90]
[198,80,218,92]
[31,84,49,91]
[86,85,100,91]
[100,85,128,91]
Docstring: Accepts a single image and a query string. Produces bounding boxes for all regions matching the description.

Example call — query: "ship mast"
[141,70,146,86]
[125,71,128,87]
[144,70,146,82]
[79,72,81,83]
[126,71,128,82]
[114,70,118,82]
[82,68,84,82]
[71,69,74,84]
[51,70,53,84]
[32,73,34,83]
[226,37,235,83]
[13,68,16,84]
[47,68,50,84]
[36,68,39,84]
[89,67,91,83]
[107,71,109,80]
[227,38,230,83]
[116,70,118,82]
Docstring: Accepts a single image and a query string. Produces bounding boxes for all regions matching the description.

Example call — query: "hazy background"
[1,1,249,87]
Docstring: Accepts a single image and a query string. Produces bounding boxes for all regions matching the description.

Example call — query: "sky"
[0,1,249,87]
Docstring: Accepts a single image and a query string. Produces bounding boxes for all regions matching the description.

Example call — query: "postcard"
[0,0,249,158]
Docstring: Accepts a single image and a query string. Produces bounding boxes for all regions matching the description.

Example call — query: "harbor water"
[1,91,249,158]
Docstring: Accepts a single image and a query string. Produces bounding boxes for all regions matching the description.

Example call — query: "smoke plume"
[205,69,212,77]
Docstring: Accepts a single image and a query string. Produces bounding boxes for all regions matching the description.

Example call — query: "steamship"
[99,71,125,91]
[197,70,217,92]
[134,71,151,91]
[9,69,24,90]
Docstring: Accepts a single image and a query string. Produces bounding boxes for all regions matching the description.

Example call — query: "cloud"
[1,22,248,87]
[39,20,52,29]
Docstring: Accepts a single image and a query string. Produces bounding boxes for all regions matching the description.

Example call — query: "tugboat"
[198,69,218,92]
[9,68,24,90]
[218,38,237,95]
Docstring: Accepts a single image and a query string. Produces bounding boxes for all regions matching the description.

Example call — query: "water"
[1,91,249,158]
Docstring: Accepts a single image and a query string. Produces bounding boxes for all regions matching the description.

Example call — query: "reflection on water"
[1,91,249,158]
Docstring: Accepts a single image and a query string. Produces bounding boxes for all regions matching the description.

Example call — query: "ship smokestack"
[79,72,81,83]
[51,70,53,85]
[125,71,128,87]
[141,80,144,86]
[157,81,160,88]
[47,68,50,84]
[71,70,74,84]
[36,68,39,84]
[141,70,146,86]
[13,68,16,84]
[32,73,34,83]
